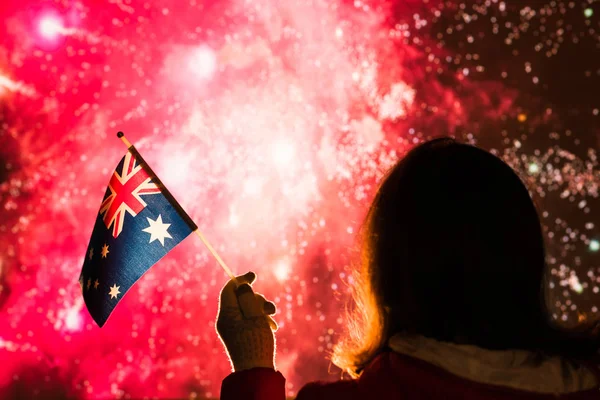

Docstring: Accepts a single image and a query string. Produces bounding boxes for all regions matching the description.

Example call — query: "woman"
[216,138,600,399]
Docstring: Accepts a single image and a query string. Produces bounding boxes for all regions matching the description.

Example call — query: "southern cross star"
[101,243,110,258]
[109,284,121,299]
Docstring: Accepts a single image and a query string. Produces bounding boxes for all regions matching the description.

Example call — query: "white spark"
[39,16,64,39]
[189,45,217,79]
[274,260,290,281]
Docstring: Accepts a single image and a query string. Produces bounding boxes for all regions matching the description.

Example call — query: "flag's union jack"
[99,152,162,238]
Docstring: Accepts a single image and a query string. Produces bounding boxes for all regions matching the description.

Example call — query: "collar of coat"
[388,334,599,395]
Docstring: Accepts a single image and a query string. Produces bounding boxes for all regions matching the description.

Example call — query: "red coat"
[221,351,600,400]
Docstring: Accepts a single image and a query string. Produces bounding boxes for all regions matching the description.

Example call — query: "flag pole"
[116,131,238,283]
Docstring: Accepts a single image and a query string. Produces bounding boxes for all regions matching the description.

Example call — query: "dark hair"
[333,137,598,377]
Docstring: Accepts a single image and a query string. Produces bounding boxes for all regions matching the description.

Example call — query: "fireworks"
[0,0,598,398]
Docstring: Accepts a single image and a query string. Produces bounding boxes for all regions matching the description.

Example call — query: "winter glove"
[216,271,278,372]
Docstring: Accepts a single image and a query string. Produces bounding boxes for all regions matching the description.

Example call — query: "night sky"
[0,0,598,398]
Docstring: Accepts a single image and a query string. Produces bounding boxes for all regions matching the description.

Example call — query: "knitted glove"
[216,271,278,372]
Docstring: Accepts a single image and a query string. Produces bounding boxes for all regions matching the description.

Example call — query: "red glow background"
[0,0,598,398]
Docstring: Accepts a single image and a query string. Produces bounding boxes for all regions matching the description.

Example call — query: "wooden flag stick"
[117,131,133,148]
[116,131,238,283]
[193,229,237,281]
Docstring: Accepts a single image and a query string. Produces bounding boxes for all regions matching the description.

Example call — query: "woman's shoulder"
[295,378,360,400]
[295,351,400,399]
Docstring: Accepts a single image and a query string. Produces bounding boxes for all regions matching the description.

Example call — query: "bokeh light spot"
[188,46,217,80]
[271,140,296,167]
[274,260,290,281]
[528,163,540,174]
[38,15,63,40]
[64,305,83,331]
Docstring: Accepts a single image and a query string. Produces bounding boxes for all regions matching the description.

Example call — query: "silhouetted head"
[333,137,595,376]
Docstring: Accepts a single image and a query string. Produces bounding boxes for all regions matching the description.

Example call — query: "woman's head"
[334,138,564,376]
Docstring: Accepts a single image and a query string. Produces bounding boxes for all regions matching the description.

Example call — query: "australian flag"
[79,145,197,327]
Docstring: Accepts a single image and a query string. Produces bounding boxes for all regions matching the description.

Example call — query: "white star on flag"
[142,214,172,246]
[101,243,110,258]
[109,284,121,299]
